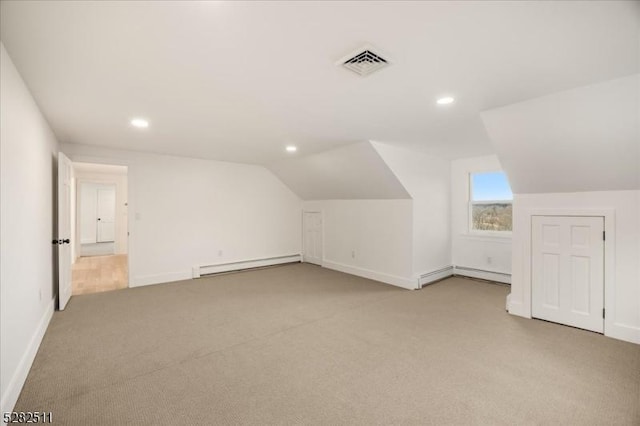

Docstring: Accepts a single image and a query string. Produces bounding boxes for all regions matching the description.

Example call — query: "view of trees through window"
[470,172,513,232]
[472,203,513,231]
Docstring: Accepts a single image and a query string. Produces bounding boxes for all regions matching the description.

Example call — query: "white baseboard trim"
[507,300,531,318]
[418,265,454,287]
[1,299,54,416]
[131,271,192,287]
[453,266,512,284]
[606,323,640,345]
[194,254,301,278]
[322,260,416,290]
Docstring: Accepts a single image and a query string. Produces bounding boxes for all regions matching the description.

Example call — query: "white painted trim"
[61,151,134,295]
[516,208,627,341]
[322,260,416,290]
[195,255,302,278]
[454,266,512,284]
[418,265,454,287]
[606,322,640,345]
[456,233,512,244]
[131,271,192,287]
[507,300,528,318]
[0,299,54,416]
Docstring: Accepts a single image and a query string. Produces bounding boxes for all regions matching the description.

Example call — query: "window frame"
[468,171,513,237]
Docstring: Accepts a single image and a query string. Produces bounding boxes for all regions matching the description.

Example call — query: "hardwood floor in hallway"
[72,254,128,295]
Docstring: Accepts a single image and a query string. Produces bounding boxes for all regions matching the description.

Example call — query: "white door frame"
[68,159,131,287]
[520,208,615,338]
[302,210,323,266]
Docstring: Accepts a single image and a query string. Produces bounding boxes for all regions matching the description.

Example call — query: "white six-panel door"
[303,212,323,266]
[532,216,604,333]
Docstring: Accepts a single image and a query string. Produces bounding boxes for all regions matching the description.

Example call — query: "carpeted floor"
[15,263,640,425]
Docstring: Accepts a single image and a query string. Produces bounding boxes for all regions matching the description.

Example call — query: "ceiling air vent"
[338,44,391,77]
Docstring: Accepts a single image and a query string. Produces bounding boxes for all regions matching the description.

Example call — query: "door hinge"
[602,308,605,319]
[602,231,605,241]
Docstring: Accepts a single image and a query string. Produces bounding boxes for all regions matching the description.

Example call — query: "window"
[469,171,513,232]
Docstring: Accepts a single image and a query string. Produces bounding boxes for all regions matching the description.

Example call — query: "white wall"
[74,167,128,255]
[0,43,59,414]
[510,190,640,344]
[61,143,302,287]
[303,200,414,289]
[371,142,451,279]
[451,155,512,283]
[482,74,640,194]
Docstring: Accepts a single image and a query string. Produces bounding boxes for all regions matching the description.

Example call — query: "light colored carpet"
[15,263,640,425]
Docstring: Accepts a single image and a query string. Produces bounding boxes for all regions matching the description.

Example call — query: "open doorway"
[79,182,117,256]
[71,162,128,296]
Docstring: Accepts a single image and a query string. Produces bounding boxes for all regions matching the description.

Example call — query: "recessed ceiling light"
[436,96,455,105]
[286,145,297,152]
[130,118,149,128]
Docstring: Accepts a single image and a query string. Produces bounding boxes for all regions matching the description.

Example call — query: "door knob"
[62,239,70,244]
[97,218,101,221]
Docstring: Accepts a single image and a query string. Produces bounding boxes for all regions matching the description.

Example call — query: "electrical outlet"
[487,256,493,265]
[218,250,223,257]
[38,289,42,301]
[351,250,355,259]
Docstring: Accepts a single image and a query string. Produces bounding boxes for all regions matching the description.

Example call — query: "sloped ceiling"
[1,1,638,164]
[267,142,410,200]
[481,74,640,194]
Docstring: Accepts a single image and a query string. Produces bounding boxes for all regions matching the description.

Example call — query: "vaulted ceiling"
[1,1,638,164]
[269,141,410,200]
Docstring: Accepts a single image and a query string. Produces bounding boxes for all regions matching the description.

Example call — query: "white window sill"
[459,232,513,242]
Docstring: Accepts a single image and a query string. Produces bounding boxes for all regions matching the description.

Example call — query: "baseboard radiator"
[453,266,511,284]
[193,254,301,278]
[419,265,512,287]
[419,266,454,287]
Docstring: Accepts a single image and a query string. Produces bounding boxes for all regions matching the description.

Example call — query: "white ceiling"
[1,1,638,165]
[269,142,409,200]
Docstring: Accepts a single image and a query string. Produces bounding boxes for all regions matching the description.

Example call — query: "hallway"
[71,255,128,295]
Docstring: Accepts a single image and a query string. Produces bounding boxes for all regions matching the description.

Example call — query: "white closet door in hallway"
[532,215,604,333]
[80,183,116,244]
[96,187,116,242]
